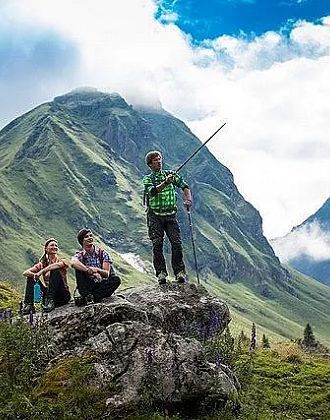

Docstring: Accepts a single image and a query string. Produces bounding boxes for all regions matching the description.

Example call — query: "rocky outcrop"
[45,283,238,417]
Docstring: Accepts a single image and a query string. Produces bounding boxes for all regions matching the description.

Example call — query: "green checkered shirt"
[143,170,188,215]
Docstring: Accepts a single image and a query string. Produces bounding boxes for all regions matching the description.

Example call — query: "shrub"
[271,342,304,364]
[205,326,236,368]
[0,316,50,418]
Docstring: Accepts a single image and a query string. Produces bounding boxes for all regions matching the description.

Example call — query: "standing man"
[71,229,121,305]
[143,151,192,285]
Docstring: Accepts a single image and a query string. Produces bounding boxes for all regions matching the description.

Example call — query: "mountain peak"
[53,88,129,110]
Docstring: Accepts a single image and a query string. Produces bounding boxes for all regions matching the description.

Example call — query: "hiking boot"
[157,272,167,285]
[43,298,55,313]
[85,294,94,305]
[175,271,187,284]
[74,288,85,307]
[22,303,35,315]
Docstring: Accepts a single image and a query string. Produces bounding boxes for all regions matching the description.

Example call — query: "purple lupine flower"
[206,307,222,339]
[7,309,12,323]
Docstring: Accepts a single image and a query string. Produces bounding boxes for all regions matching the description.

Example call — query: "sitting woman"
[22,238,71,314]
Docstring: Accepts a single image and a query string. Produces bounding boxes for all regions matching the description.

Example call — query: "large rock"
[45,283,238,417]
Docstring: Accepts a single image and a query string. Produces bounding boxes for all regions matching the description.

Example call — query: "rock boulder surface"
[45,283,239,417]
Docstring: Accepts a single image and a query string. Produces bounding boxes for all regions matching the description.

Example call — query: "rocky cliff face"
[42,284,238,418]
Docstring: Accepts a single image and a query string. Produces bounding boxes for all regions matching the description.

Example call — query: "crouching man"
[71,228,121,305]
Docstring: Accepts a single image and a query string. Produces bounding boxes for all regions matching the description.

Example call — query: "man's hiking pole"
[175,122,226,173]
[186,205,200,285]
[178,123,226,284]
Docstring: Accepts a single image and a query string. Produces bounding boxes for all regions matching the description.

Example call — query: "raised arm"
[143,173,175,197]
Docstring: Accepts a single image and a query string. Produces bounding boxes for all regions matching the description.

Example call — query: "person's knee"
[111,275,121,288]
[26,276,35,286]
[49,269,62,282]
[75,269,87,281]
[171,240,182,248]
[152,237,163,248]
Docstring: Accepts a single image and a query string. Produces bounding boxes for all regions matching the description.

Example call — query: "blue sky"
[157,0,330,39]
[0,0,329,246]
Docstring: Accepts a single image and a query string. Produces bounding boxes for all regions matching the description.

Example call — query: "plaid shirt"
[74,246,112,268]
[143,170,188,215]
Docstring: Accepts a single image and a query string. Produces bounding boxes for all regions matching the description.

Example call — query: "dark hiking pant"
[75,270,121,302]
[147,211,185,277]
[24,270,71,307]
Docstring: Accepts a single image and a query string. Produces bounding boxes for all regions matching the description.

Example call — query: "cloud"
[0,0,198,109]
[271,221,330,262]
[0,0,329,239]
[203,17,330,71]
[0,28,77,77]
[0,10,79,127]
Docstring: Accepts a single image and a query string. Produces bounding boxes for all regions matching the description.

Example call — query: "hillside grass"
[0,282,20,312]
[236,346,330,420]
[203,269,330,347]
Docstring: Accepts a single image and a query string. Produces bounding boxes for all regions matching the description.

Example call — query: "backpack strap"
[77,250,86,265]
[143,172,158,208]
[98,247,115,276]
[98,248,104,267]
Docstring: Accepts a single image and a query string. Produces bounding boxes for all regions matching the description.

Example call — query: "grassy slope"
[237,346,330,420]
[203,266,330,346]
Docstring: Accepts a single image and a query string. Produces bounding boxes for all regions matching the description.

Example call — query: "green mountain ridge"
[0,88,329,345]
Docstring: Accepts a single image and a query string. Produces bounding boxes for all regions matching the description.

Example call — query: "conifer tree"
[237,330,244,353]
[249,322,257,353]
[262,333,270,348]
[302,323,316,347]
